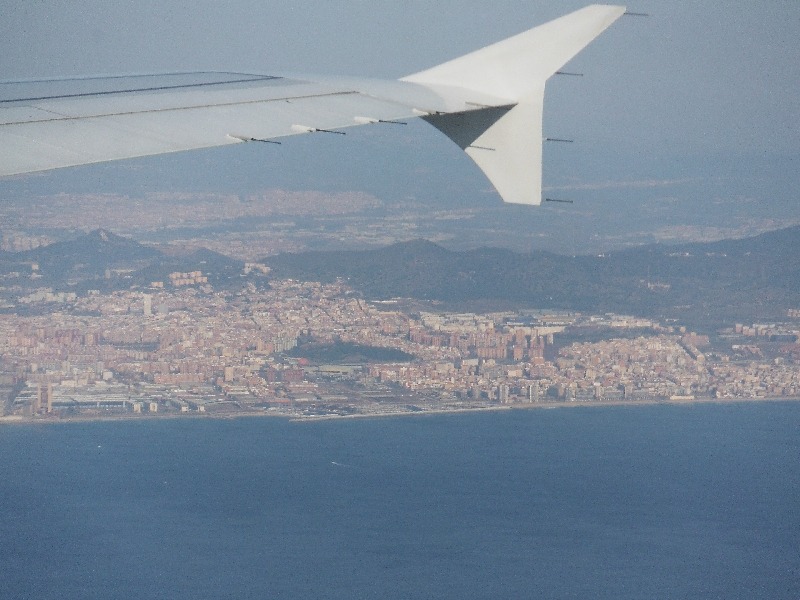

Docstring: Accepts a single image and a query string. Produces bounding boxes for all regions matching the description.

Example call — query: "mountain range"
[1,226,797,330]
[264,226,800,330]
[0,229,245,291]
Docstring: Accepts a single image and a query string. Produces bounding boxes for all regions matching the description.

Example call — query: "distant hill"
[17,229,161,279]
[0,229,163,288]
[0,230,247,292]
[131,248,244,287]
[264,227,800,330]
[3,226,798,330]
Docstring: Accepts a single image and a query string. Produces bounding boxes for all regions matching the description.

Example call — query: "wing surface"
[0,72,448,176]
[0,4,627,205]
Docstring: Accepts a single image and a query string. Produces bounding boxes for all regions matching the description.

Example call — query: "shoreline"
[290,395,800,422]
[2,395,799,426]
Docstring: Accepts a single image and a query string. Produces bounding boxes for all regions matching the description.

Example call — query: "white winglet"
[402,4,626,205]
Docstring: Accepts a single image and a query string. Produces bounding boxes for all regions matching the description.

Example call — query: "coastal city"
[2,269,798,422]
[1,184,799,422]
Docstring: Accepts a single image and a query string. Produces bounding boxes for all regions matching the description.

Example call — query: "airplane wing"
[0,4,626,205]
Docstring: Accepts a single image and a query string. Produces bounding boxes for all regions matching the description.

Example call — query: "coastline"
[289,395,800,422]
[2,395,799,427]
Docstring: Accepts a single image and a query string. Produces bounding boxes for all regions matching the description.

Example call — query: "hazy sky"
[2,0,798,153]
[1,1,798,245]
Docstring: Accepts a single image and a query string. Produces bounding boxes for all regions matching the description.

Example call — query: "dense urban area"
[2,273,798,422]
[1,191,798,421]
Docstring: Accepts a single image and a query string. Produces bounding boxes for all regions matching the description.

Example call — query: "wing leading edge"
[0,4,626,205]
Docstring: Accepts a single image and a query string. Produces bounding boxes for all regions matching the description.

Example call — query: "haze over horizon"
[1,1,798,253]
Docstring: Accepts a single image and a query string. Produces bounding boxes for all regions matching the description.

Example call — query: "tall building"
[143,294,152,317]
[527,382,540,403]
[498,384,510,404]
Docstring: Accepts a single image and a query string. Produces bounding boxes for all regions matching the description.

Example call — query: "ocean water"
[1,402,798,599]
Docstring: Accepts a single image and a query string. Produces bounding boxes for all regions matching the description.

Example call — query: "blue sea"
[1,402,798,599]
